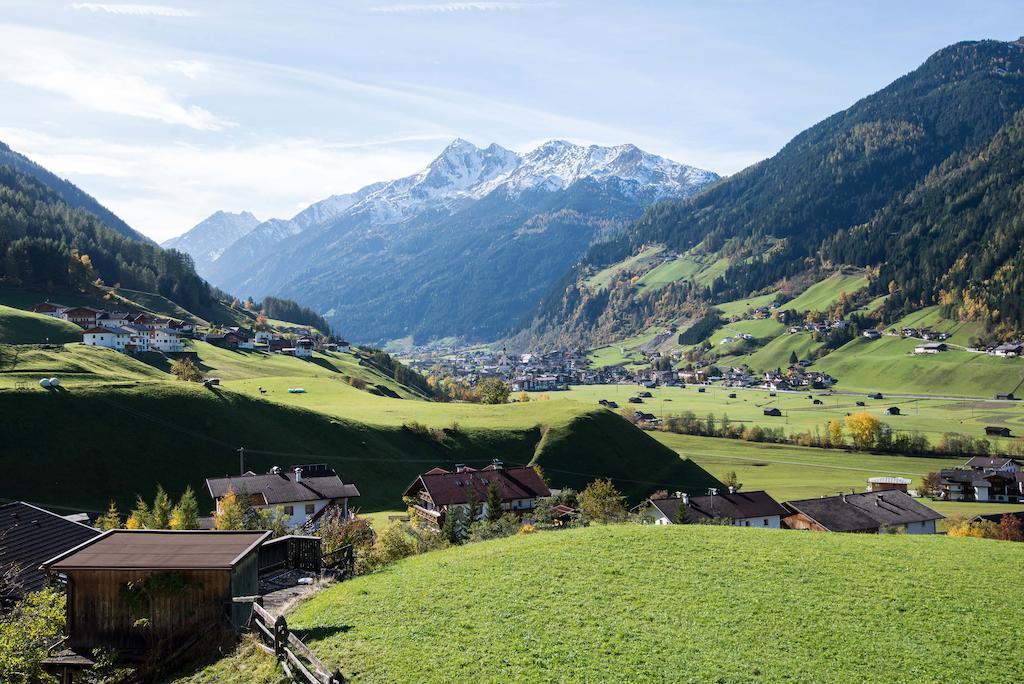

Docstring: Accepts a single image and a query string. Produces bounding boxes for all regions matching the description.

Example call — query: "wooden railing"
[320,544,354,578]
[237,597,345,684]
[259,535,323,576]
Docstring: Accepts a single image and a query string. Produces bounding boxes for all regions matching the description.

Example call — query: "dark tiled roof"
[206,465,360,505]
[404,465,550,506]
[783,491,943,532]
[43,530,270,571]
[940,468,1015,487]
[966,456,1020,470]
[0,502,100,596]
[649,491,788,522]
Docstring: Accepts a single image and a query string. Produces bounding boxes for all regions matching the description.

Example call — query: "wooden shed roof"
[42,530,270,572]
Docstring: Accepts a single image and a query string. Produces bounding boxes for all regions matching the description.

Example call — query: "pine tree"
[96,501,121,531]
[465,478,480,524]
[485,479,503,523]
[788,351,799,365]
[125,496,150,530]
[150,485,173,530]
[170,486,200,530]
[214,489,245,530]
[673,500,690,524]
[441,507,461,545]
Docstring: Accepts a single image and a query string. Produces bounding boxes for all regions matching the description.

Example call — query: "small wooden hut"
[41,529,270,660]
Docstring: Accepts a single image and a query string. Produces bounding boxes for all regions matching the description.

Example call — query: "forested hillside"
[0,141,151,244]
[0,165,215,313]
[525,39,1024,345]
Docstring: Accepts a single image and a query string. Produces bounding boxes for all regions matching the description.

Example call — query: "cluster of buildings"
[640,482,944,534]
[787,318,851,335]
[32,300,338,359]
[937,456,1024,504]
[35,302,191,353]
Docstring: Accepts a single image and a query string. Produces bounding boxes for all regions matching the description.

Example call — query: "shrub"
[170,357,202,382]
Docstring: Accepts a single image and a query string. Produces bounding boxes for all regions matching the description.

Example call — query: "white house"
[253,330,274,346]
[294,337,315,358]
[205,464,360,530]
[643,490,788,528]
[150,328,184,353]
[122,324,151,353]
[81,326,130,351]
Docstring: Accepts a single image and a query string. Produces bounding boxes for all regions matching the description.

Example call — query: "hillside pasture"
[273,525,1024,683]
[584,244,665,291]
[0,304,82,344]
[783,271,869,312]
[563,383,1024,442]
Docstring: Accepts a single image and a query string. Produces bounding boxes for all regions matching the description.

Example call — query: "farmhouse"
[866,476,912,493]
[966,456,1021,472]
[206,464,360,530]
[150,327,184,352]
[991,343,1024,357]
[61,306,103,327]
[862,329,881,339]
[31,302,67,317]
[783,491,943,533]
[0,501,100,605]
[938,469,1022,503]
[81,326,130,351]
[913,342,947,354]
[404,462,550,528]
[40,530,269,664]
[643,490,788,528]
[294,337,316,358]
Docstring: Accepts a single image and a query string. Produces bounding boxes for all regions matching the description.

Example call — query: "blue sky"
[1,1,1022,241]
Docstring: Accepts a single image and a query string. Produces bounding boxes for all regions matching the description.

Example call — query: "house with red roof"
[403,461,550,528]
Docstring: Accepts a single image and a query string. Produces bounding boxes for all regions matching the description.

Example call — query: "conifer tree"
[465,479,480,524]
[125,496,151,530]
[485,479,503,523]
[150,485,173,530]
[96,501,121,531]
[170,486,200,530]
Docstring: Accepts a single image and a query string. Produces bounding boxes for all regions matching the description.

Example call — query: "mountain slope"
[162,210,260,274]
[527,38,1024,345]
[203,139,718,344]
[0,140,152,244]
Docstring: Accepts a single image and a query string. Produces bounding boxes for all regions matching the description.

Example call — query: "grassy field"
[584,245,665,291]
[0,305,83,344]
[563,383,1024,442]
[783,271,869,312]
[727,330,825,370]
[248,525,1022,682]
[586,326,668,369]
[653,432,1024,520]
[0,343,169,387]
[814,335,1024,397]
[634,249,728,291]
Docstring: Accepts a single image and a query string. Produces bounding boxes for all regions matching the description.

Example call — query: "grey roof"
[649,490,788,522]
[206,464,360,505]
[783,491,943,532]
[42,530,270,571]
[0,502,100,597]
[966,456,1019,470]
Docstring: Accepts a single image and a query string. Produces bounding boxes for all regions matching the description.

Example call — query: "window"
[744,520,750,527]
[283,506,294,516]
[763,518,769,526]
[305,503,315,515]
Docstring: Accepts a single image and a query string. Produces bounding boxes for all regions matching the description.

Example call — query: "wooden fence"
[238,597,345,684]
[259,536,323,576]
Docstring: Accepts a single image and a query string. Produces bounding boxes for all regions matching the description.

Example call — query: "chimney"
[491,459,504,470]
[294,467,303,482]
[674,491,682,499]
[727,485,736,494]
[681,493,689,505]
[455,463,466,473]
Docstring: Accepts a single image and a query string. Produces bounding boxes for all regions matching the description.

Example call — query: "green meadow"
[176,525,1024,683]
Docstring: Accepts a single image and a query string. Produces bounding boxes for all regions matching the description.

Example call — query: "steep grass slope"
[0,305,83,344]
[181,525,1024,683]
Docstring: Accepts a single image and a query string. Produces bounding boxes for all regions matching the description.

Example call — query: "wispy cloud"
[69,3,196,17]
[0,26,230,130]
[368,2,553,13]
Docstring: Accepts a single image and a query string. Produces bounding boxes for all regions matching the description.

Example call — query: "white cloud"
[368,2,553,13]
[0,26,231,130]
[69,3,197,17]
[168,59,208,80]
[0,128,436,242]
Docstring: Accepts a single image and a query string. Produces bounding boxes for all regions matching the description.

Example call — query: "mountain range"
[523,38,1024,347]
[165,139,718,344]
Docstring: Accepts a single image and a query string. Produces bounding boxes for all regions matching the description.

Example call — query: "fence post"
[274,615,289,659]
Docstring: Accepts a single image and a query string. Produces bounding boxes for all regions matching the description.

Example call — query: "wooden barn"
[41,529,270,662]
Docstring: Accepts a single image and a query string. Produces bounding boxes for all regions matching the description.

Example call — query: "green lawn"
[634,249,729,291]
[728,330,825,371]
[275,525,1024,682]
[0,305,83,344]
[584,245,665,291]
[785,272,869,312]
[563,384,1024,441]
[814,335,1024,397]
